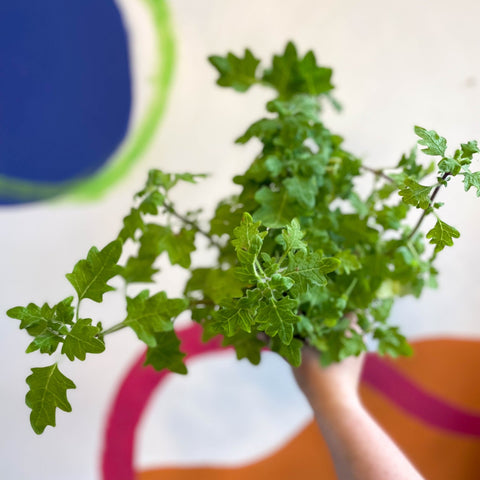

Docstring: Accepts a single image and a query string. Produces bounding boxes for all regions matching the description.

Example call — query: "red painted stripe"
[362,354,480,436]
[102,324,226,480]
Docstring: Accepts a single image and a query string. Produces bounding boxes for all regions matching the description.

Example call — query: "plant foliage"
[7,42,480,434]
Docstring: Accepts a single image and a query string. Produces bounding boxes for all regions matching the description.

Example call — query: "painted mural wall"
[1,0,480,478]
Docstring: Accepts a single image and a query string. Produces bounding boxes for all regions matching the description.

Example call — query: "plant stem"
[164,201,222,249]
[189,298,215,308]
[254,257,267,278]
[406,172,450,241]
[254,258,277,301]
[361,165,396,184]
[101,322,128,337]
[75,298,80,322]
[344,277,358,298]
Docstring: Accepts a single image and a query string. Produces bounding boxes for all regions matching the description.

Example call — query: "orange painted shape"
[138,422,335,480]
[382,338,480,412]
[137,339,480,480]
[360,384,480,480]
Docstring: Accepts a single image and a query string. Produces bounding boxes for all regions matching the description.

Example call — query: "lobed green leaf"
[398,178,433,210]
[8,297,74,355]
[144,330,187,374]
[66,240,122,303]
[124,290,188,347]
[426,219,460,253]
[26,364,76,434]
[463,171,480,197]
[209,49,260,92]
[255,297,300,344]
[61,318,105,361]
[414,126,447,157]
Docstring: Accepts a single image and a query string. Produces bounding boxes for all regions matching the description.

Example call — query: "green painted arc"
[0,0,175,202]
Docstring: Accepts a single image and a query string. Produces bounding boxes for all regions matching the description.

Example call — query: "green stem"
[277,243,293,268]
[406,172,450,241]
[344,277,358,298]
[189,298,215,308]
[361,165,396,184]
[406,240,420,262]
[101,322,128,337]
[254,258,277,301]
[164,201,222,249]
[75,298,81,323]
[254,257,267,278]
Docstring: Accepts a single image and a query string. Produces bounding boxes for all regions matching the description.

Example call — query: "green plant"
[8,42,480,434]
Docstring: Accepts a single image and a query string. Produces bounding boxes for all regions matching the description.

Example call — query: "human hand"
[291,314,425,480]
[292,313,365,414]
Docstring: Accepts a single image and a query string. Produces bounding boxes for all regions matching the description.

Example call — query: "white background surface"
[1,0,479,478]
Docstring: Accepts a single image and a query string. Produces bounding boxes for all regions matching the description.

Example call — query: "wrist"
[310,390,364,422]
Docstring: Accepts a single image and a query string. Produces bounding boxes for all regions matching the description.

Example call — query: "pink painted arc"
[102,324,228,479]
[362,354,480,436]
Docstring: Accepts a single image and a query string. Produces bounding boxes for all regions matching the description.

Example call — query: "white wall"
[1,0,479,478]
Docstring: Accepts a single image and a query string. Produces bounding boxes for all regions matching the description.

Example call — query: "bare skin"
[293,327,425,480]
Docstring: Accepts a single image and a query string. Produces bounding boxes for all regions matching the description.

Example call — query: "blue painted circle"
[0,0,131,203]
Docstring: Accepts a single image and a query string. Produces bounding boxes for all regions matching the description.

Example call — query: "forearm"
[312,397,425,480]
